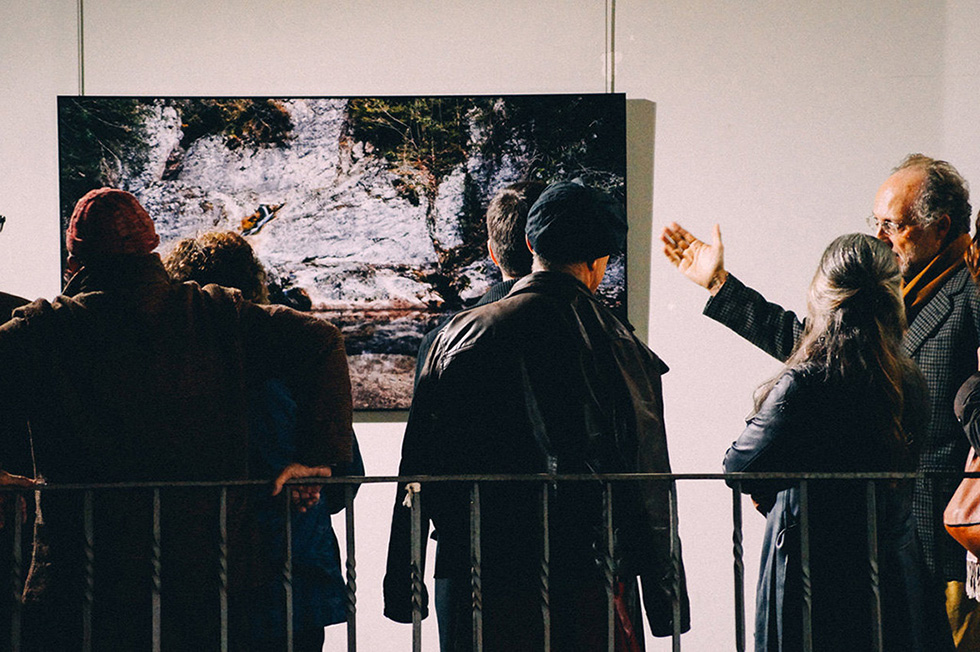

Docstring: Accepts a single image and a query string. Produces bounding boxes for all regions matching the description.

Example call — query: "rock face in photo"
[58,96,627,409]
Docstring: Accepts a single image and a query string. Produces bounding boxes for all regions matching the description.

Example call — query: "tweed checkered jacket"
[705,270,980,582]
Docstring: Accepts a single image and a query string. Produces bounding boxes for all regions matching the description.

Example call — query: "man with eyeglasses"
[662,153,980,648]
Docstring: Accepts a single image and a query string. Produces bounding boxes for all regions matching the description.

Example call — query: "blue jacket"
[248,379,364,641]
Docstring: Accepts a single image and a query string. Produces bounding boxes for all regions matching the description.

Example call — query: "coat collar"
[904,266,972,357]
[62,254,170,298]
[509,270,594,298]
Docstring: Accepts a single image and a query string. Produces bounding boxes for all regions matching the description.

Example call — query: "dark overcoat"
[725,366,952,651]
[706,270,980,582]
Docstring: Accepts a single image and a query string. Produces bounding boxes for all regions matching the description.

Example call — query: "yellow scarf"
[903,232,972,323]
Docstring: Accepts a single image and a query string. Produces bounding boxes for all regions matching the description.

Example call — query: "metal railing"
[0,470,969,651]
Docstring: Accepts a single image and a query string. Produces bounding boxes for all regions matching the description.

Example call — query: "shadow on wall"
[626,99,656,344]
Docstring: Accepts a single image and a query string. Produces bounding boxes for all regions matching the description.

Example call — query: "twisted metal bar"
[540,485,550,652]
[345,485,357,652]
[470,483,483,652]
[603,482,615,652]
[866,481,882,652]
[800,481,812,652]
[283,493,293,651]
[732,484,745,652]
[669,481,682,652]
[218,488,228,652]
[410,488,422,652]
[83,491,94,652]
[152,489,161,652]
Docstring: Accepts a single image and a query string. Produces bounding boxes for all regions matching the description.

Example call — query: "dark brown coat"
[0,255,352,650]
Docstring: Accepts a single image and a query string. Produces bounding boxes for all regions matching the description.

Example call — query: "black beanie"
[525,180,627,263]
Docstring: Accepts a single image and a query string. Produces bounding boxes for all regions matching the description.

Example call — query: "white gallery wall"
[2,1,979,650]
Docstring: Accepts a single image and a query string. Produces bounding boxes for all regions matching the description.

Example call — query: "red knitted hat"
[66,188,160,257]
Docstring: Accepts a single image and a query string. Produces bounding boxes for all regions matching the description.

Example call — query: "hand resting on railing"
[271,462,332,513]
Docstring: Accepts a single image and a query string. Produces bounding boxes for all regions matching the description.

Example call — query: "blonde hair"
[754,234,912,466]
[163,231,269,304]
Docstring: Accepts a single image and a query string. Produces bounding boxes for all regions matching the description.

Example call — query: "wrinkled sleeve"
[724,370,804,493]
[704,274,804,362]
[609,340,690,636]
[382,479,430,623]
[383,347,441,623]
[243,302,353,465]
[321,433,365,515]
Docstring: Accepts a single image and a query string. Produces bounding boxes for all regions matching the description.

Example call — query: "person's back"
[0,189,352,650]
[16,257,253,484]
[415,271,673,649]
[407,182,688,650]
[163,230,361,651]
[415,272,616,553]
[727,365,946,650]
[5,256,272,649]
[723,233,952,651]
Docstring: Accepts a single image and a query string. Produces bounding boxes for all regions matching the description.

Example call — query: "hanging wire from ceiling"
[605,0,617,93]
[77,0,85,95]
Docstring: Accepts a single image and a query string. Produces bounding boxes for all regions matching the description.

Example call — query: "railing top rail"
[5,469,976,491]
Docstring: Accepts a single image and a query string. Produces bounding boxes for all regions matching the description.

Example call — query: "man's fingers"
[274,463,332,501]
[663,223,707,257]
[667,221,696,244]
[711,223,723,248]
[289,485,323,514]
[660,229,683,253]
[290,486,321,501]
[662,226,697,256]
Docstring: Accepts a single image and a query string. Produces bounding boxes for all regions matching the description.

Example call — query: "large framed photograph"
[58,94,627,409]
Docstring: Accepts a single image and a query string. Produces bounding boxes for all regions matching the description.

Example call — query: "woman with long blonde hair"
[725,233,951,651]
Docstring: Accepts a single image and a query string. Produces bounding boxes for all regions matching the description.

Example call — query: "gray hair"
[894,153,971,236]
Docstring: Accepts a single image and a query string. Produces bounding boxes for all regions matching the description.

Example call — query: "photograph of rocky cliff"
[57,94,627,409]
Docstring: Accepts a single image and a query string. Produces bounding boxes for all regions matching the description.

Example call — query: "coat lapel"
[904,269,966,357]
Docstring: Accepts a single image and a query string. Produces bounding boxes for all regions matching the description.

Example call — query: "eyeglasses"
[866,215,910,236]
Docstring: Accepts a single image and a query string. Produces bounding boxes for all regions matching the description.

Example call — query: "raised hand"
[661,222,728,294]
